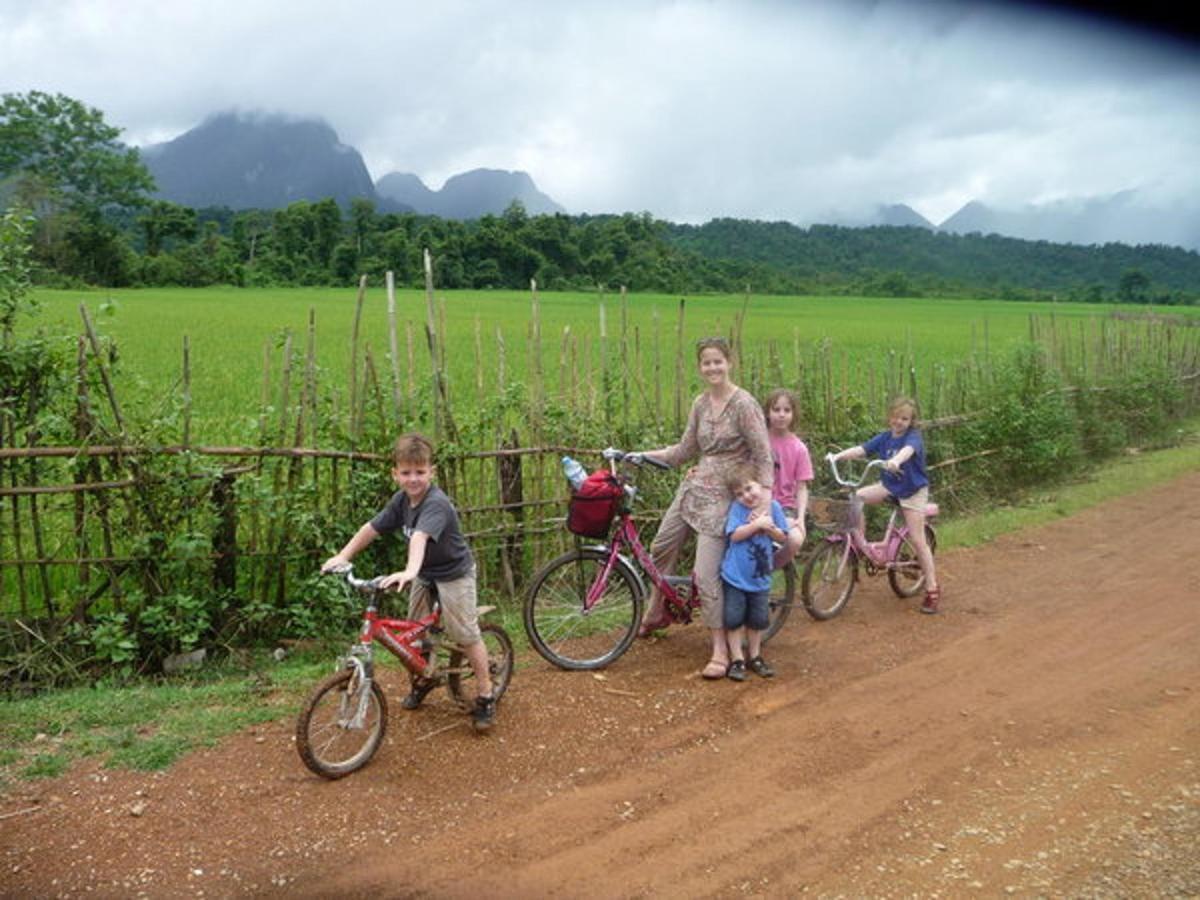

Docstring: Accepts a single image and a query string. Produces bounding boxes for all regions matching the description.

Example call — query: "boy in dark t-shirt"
[322,433,497,731]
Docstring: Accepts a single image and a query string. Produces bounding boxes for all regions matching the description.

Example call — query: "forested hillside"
[83,204,1200,304]
[667,218,1200,302]
[4,91,1198,303]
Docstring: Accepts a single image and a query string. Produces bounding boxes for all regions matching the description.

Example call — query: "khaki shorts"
[409,567,482,645]
[898,486,930,512]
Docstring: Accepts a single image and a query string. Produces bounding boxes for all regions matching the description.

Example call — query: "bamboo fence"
[2,272,1198,636]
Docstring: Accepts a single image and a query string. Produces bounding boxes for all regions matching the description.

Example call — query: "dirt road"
[3,472,1199,898]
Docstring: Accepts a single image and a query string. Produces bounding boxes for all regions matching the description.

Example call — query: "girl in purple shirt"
[830,396,941,614]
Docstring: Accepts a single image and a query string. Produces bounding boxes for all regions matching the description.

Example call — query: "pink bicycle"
[523,447,796,670]
[801,454,939,620]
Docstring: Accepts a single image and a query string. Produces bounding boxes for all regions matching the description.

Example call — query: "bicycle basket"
[809,496,859,531]
[566,470,624,538]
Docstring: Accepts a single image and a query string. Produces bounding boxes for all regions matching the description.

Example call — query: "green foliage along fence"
[2,269,1198,686]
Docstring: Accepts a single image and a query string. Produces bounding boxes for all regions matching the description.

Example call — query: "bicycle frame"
[591,513,698,624]
[332,569,443,679]
[592,449,701,622]
[825,500,912,567]
[819,454,935,576]
[354,604,441,675]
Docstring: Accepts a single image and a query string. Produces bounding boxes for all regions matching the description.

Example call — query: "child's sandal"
[748,656,775,678]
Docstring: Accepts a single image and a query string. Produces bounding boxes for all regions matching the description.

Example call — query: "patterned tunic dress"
[658,388,774,537]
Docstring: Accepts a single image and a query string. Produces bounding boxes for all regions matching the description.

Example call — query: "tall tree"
[0,91,154,213]
[138,200,197,256]
[1,92,154,284]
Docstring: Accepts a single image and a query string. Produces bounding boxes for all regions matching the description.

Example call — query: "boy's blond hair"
[725,463,760,493]
[392,432,435,466]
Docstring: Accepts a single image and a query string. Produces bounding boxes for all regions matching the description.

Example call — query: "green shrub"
[953,343,1081,489]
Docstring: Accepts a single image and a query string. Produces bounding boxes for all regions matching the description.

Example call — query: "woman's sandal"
[637,612,673,639]
[701,658,729,680]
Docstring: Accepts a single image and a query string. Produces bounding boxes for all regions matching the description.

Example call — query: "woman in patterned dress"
[636,337,774,680]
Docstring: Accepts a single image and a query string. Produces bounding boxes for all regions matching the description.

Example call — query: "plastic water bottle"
[561,456,587,491]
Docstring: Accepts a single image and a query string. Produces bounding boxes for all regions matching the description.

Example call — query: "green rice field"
[27,286,1200,442]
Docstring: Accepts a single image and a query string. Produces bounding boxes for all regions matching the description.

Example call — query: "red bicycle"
[295,565,513,779]
[523,447,796,670]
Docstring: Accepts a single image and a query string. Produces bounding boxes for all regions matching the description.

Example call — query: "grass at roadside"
[937,419,1200,549]
[0,652,332,795]
[1,428,1197,792]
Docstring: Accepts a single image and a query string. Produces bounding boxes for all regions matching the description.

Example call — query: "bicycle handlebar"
[824,454,885,488]
[323,563,389,593]
[602,447,671,470]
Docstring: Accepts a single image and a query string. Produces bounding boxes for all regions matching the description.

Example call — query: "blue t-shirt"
[720,499,790,592]
[862,428,929,499]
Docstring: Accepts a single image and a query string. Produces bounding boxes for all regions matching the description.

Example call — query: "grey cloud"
[1,0,1196,233]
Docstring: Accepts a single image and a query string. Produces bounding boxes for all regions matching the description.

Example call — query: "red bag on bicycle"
[566,470,624,538]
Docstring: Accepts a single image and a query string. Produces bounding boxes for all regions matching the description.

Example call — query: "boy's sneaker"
[726,659,747,682]
[748,656,775,678]
[400,677,436,710]
[471,694,497,732]
[920,587,941,615]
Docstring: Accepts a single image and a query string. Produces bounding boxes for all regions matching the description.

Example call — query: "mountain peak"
[938,194,1200,250]
[376,167,565,219]
[143,110,377,210]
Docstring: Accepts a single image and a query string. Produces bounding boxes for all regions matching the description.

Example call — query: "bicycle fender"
[579,544,649,601]
[613,551,648,600]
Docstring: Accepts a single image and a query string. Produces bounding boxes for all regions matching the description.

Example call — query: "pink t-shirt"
[770,432,813,512]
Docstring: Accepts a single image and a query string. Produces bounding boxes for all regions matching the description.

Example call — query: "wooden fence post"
[386,271,402,423]
[497,430,524,597]
[212,471,238,594]
[348,274,367,443]
[675,298,686,431]
[423,248,440,441]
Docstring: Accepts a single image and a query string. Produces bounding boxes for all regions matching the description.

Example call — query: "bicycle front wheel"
[296,668,387,779]
[802,540,857,620]
[761,561,797,643]
[887,524,938,598]
[447,622,515,707]
[524,548,644,670]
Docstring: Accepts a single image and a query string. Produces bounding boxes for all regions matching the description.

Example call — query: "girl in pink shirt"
[764,388,812,567]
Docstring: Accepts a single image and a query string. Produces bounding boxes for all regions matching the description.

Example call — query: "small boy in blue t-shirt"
[720,465,790,681]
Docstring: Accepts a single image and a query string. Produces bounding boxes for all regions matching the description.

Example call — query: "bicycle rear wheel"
[447,622,515,707]
[887,524,937,597]
[296,668,387,779]
[761,561,797,643]
[802,540,857,620]
[524,548,644,670]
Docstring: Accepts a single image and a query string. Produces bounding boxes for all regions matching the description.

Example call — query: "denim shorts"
[722,581,770,631]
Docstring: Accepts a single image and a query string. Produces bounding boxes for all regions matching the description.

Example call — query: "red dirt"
[2,472,1199,898]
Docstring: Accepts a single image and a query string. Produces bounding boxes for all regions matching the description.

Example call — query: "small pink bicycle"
[801,454,939,620]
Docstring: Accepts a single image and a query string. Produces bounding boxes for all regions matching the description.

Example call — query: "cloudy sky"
[2,0,1197,226]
